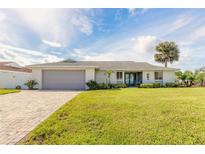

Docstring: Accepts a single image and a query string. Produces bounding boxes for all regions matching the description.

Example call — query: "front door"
[124,73,136,86]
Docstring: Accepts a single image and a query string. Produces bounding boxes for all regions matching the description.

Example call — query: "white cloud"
[71,15,93,35]
[168,14,194,34]
[128,8,136,16]
[132,35,158,53]
[128,8,148,16]
[0,43,63,65]
[0,12,6,21]
[192,25,205,41]
[71,48,116,61]
[0,9,93,47]
[70,36,158,62]
[42,40,62,47]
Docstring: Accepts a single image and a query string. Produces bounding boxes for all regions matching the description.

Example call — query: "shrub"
[86,81,128,90]
[153,82,161,88]
[136,83,141,87]
[24,80,38,90]
[86,80,99,90]
[16,85,21,89]
[165,82,179,87]
[108,83,115,89]
[139,83,162,88]
[140,83,154,88]
[98,83,109,89]
[113,84,127,88]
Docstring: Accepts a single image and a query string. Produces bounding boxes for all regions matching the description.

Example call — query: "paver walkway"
[0,90,81,144]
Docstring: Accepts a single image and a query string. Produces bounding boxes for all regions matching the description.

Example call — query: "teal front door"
[124,73,136,86]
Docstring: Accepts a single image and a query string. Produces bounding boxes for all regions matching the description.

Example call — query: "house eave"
[27,65,98,69]
[97,68,179,71]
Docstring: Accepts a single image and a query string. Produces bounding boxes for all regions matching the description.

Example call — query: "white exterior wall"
[31,67,176,89]
[95,70,119,84]
[96,70,175,84]
[163,71,176,83]
[0,70,31,89]
[142,70,175,84]
[142,71,155,83]
[31,68,42,89]
[85,68,95,89]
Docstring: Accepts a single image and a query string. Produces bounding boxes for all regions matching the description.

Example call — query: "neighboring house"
[0,62,32,89]
[28,60,178,90]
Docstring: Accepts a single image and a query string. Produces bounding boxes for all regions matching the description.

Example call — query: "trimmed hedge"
[98,83,109,89]
[153,82,161,88]
[139,82,180,88]
[140,83,155,88]
[139,83,162,88]
[113,84,127,88]
[86,80,127,90]
[87,80,181,89]
[165,82,179,87]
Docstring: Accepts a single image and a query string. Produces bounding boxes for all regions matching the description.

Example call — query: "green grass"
[0,89,20,95]
[22,88,205,145]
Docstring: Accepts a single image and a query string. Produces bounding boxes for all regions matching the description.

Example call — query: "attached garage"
[42,70,85,90]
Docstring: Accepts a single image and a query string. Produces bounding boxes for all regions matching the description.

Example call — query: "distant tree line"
[175,67,205,87]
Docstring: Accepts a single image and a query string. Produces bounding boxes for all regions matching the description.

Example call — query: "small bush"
[16,85,21,89]
[98,83,109,89]
[139,83,162,88]
[108,83,115,89]
[86,81,128,90]
[140,83,154,88]
[24,80,38,90]
[165,82,179,87]
[113,84,127,88]
[136,83,141,87]
[86,80,99,90]
[153,82,161,88]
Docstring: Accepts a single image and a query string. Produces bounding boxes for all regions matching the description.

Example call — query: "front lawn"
[0,89,20,95]
[22,88,205,144]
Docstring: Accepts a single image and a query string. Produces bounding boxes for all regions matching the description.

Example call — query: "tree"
[175,71,186,83]
[154,41,180,67]
[195,72,205,86]
[184,70,194,86]
[175,71,183,81]
[175,70,194,86]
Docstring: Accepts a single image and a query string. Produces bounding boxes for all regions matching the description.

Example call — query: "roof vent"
[61,59,77,63]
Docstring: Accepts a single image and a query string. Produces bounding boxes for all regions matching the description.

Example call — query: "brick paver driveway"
[0,90,81,144]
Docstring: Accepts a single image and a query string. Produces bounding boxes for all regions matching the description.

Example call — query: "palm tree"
[154,41,180,67]
[105,70,113,85]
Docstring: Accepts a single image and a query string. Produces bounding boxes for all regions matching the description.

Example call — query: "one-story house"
[28,60,178,90]
[0,62,32,89]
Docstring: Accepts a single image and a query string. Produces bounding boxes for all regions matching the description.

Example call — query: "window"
[117,72,123,80]
[155,71,163,80]
[146,73,149,80]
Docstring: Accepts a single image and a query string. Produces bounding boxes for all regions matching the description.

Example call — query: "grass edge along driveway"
[22,88,205,145]
[0,89,20,95]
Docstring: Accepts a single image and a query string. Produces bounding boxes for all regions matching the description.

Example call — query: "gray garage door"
[42,70,85,90]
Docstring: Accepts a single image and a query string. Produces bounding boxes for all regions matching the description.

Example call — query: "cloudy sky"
[0,8,204,70]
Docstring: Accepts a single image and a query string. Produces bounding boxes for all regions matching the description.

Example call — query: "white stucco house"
[0,62,32,89]
[28,60,178,90]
